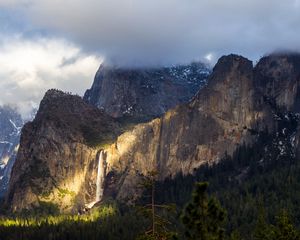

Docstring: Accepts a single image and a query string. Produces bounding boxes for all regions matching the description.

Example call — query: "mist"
[0,0,300,116]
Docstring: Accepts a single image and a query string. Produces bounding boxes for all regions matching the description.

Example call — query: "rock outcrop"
[6,90,120,212]
[254,53,300,111]
[84,62,210,120]
[6,53,300,212]
[103,54,268,201]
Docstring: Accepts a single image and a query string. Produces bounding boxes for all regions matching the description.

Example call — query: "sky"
[0,0,300,118]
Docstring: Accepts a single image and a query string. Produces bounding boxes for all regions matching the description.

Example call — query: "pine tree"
[273,210,300,240]
[181,182,226,240]
[253,207,274,240]
[136,170,177,240]
[254,209,300,240]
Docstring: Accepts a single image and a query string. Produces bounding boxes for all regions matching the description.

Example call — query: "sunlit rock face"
[97,54,300,202]
[7,53,300,212]
[103,55,269,201]
[84,62,210,120]
[0,106,24,197]
[6,90,120,212]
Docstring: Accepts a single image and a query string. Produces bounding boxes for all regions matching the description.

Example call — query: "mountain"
[84,62,210,120]
[6,90,120,212]
[6,53,300,213]
[0,106,24,197]
[103,54,269,201]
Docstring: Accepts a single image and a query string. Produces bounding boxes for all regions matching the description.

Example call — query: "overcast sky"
[0,0,300,118]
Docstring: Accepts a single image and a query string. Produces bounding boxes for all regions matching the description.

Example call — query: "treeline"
[1,180,300,240]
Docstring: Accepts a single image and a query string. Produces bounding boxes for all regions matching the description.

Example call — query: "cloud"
[0,0,300,117]
[1,0,299,66]
[0,34,101,118]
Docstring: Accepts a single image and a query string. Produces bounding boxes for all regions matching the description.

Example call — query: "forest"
[1,112,300,239]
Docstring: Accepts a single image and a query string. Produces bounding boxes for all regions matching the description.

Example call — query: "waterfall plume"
[96,150,105,202]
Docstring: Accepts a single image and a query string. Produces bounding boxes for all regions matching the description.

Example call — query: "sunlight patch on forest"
[0,205,116,227]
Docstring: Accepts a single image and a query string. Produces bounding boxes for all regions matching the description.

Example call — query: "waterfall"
[85,150,106,209]
[95,150,105,202]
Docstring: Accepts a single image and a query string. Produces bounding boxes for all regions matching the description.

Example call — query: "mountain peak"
[84,61,211,119]
[213,54,252,74]
[254,52,300,111]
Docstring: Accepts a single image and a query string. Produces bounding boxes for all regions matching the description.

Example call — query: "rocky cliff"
[103,54,268,201]
[254,53,300,111]
[84,62,210,119]
[6,90,120,212]
[6,53,300,212]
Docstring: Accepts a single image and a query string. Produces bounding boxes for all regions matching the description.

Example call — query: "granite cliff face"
[6,53,300,212]
[106,54,300,201]
[103,55,268,201]
[0,106,24,197]
[7,90,120,212]
[254,53,300,111]
[84,62,210,119]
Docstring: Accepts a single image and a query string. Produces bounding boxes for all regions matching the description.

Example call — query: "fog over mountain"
[0,0,300,116]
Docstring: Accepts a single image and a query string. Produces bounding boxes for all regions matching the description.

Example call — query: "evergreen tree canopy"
[181,182,226,240]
